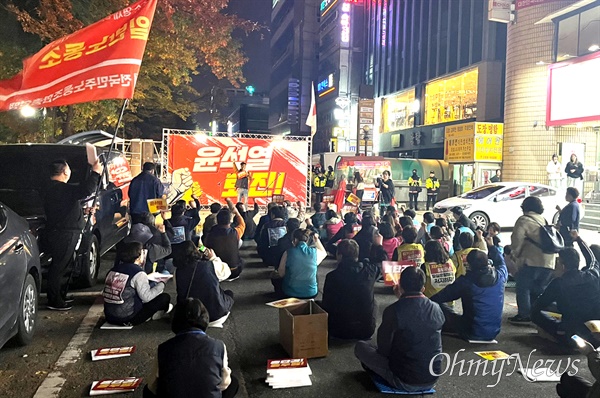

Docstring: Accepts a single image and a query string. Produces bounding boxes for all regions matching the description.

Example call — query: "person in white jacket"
[546,154,563,188]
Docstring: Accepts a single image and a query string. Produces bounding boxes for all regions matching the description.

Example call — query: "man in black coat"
[44,158,102,310]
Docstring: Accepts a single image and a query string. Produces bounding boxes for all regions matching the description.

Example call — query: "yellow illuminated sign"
[444,122,503,163]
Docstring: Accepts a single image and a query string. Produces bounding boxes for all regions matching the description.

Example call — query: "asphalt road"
[1,224,599,397]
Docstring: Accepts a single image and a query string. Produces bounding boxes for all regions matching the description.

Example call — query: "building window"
[579,6,600,56]
[557,15,580,61]
[424,67,478,126]
[381,88,416,133]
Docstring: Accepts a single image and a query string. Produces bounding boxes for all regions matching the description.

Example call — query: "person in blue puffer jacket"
[430,239,507,341]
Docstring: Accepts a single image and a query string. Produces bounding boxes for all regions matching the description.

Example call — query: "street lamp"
[20,105,36,118]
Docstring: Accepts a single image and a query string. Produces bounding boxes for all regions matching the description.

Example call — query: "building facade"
[365,0,507,161]
[269,0,319,136]
[503,0,599,198]
[313,0,367,154]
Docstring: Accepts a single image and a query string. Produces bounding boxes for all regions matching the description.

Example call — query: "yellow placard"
[147,198,168,213]
[475,351,510,361]
[346,193,361,206]
[473,123,504,162]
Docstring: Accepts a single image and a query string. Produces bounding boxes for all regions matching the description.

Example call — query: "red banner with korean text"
[167,134,309,206]
[0,0,157,111]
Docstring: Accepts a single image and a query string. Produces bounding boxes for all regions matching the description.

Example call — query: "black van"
[0,144,132,287]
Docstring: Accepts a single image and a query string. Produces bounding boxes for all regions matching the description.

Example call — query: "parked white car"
[433,182,583,230]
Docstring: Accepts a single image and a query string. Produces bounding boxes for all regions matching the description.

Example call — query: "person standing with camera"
[44,158,102,311]
[407,169,422,210]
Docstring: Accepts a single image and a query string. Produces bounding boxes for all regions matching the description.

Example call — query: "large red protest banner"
[0,0,157,111]
[167,134,309,205]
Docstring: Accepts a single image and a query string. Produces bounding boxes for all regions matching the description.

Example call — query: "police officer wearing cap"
[425,171,440,210]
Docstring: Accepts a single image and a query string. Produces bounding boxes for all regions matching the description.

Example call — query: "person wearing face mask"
[546,154,563,188]
[103,241,172,326]
[425,171,440,211]
[407,169,422,211]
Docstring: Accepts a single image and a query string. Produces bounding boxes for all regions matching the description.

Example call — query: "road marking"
[33,297,104,398]
[40,291,102,298]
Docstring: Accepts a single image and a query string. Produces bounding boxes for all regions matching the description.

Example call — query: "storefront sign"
[317,73,335,95]
[515,0,561,10]
[444,122,503,163]
[547,51,600,126]
[167,135,308,205]
[340,3,351,45]
[488,0,511,23]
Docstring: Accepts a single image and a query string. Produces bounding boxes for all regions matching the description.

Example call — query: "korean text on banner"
[167,135,308,206]
[381,261,415,286]
[0,0,158,111]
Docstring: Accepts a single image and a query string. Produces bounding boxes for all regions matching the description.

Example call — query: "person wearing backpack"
[509,197,556,325]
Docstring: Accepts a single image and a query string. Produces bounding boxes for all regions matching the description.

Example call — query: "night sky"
[227,0,271,94]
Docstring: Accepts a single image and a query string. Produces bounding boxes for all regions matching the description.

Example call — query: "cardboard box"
[279,301,328,359]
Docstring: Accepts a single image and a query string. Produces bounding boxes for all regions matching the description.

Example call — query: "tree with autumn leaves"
[0,0,260,142]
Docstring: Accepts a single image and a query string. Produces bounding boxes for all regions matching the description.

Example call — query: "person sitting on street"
[556,334,600,398]
[166,198,200,246]
[235,202,259,241]
[354,267,444,392]
[376,222,400,260]
[253,202,278,243]
[422,240,456,298]
[326,212,361,256]
[452,231,487,277]
[353,212,378,261]
[430,226,451,255]
[451,206,477,232]
[430,243,507,342]
[309,202,328,239]
[202,202,222,240]
[144,298,239,398]
[173,242,233,323]
[124,215,172,274]
[274,229,326,299]
[273,218,302,270]
[203,199,246,280]
[324,209,343,240]
[103,242,172,326]
[256,205,287,267]
[402,209,421,229]
[392,226,424,265]
[531,231,600,347]
[321,240,379,340]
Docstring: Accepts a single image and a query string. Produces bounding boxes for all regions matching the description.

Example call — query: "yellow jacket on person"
[426,177,440,190]
[392,243,425,264]
[314,176,327,188]
[423,259,456,298]
[408,177,421,186]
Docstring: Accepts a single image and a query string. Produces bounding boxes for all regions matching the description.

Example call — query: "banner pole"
[64,99,129,295]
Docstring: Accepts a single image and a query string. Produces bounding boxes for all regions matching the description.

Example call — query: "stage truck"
[333,156,450,207]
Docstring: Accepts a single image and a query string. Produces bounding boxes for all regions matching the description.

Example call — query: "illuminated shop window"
[380,88,416,133]
[424,67,478,126]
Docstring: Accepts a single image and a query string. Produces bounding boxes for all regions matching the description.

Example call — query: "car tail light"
[577,198,582,203]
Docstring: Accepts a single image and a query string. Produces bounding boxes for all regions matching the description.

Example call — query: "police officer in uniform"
[313,169,327,205]
[425,171,440,210]
[408,169,422,211]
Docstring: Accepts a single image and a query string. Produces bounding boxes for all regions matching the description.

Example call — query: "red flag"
[0,0,158,111]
